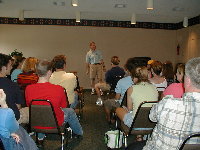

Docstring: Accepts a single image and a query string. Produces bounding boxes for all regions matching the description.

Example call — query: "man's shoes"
[73,133,83,139]
[96,98,103,106]
[91,88,96,95]
[91,91,96,95]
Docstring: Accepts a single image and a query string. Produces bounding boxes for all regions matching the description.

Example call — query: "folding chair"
[29,99,68,150]
[75,87,85,119]
[118,101,158,147]
[179,133,200,150]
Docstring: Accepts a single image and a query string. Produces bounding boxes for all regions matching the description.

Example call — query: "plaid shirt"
[143,92,200,150]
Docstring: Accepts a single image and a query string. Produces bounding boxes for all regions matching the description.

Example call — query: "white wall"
[0,24,177,88]
[176,24,200,63]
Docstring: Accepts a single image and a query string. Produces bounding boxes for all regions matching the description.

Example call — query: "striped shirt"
[17,72,39,90]
[143,93,200,150]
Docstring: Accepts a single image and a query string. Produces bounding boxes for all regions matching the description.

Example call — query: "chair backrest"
[128,101,158,135]
[120,90,127,107]
[30,99,60,132]
[179,133,200,150]
[110,75,124,92]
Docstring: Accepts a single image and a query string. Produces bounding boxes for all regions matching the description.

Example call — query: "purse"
[104,130,124,149]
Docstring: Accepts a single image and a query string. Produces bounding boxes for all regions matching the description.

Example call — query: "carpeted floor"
[32,90,133,150]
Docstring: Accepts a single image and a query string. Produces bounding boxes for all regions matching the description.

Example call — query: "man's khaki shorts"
[90,64,103,80]
[95,82,111,91]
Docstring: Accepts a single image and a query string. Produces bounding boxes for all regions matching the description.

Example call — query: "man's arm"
[149,99,166,122]
[86,63,90,75]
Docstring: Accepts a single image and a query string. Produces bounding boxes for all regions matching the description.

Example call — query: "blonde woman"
[17,57,39,90]
[162,64,185,98]
[116,66,158,141]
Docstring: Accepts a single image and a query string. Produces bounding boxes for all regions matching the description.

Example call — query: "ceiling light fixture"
[183,17,188,27]
[147,0,153,10]
[76,11,80,22]
[131,13,136,24]
[19,10,24,21]
[72,0,78,6]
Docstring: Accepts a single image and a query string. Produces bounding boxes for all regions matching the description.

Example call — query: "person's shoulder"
[0,108,14,115]
[119,76,132,82]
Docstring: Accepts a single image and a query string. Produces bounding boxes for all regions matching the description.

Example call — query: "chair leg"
[124,134,128,147]
[61,133,64,150]
[36,132,39,144]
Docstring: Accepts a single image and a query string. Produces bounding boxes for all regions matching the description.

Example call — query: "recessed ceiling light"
[114,4,126,8]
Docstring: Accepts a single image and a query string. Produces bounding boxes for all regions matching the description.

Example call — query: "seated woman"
[162,63,185,98]
[162,61,174,86]
[0,89,38,150]
[11,57,26,82]
[116,66,158,141]
[17,57,39,90]
[149,61,167,92]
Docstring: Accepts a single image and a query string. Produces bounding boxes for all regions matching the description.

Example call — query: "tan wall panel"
[0,25,177,88]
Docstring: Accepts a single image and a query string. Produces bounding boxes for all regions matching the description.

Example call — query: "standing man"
[86,41,105,95]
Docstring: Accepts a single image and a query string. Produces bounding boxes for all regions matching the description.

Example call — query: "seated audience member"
[17,57,39,90]
[6,58,15,80]
[116,66,158,141]
[50,55,78,109]
[126,57,200,150]
[0,89,38,150]
[162,61,174,86]
[95,56,125,106]
[162,63,185,98]
[0,53,24,121]
[11,57,26,82]
[149,61,167,91]
[147,60,154,79]
[25,60,83,143]
[104,57,136,122]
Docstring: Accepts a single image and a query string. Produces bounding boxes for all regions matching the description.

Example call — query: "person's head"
[162,61,174,79]
[22,57,38,73]
[124,57,139,75]
[0,53,12,76]
[131,66,149,84]
[36,60,52,78]
[184,57,200,92]
[111,56,120,66]
[151,61,163,76]
[89,41,96,51]
[147,60,155,70]
[51,55,67,71]
[12,57,26,70]
[176,63,185,83]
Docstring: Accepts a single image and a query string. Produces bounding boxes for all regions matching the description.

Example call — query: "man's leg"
[62,108,83,135]
[90,64,97,94]
[90,78,96,94]
[70,92,79,109]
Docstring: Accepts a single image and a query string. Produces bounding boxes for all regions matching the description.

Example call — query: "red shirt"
[25,82,68,127]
